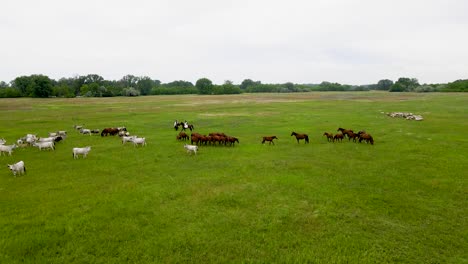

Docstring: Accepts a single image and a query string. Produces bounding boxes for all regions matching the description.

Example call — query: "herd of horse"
[323,128,374,145]
[174,121,374,147]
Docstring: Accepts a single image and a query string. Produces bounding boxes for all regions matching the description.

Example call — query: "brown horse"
[347,131,359,142]
[262,136,278,145]
[337,128,354,139]
[333,133,344,142]
[226,136,239,146]
[358,132,374,145]
[291,132,309,144]
[101,127,119,136]
[323,132,333,142]
[177,131,189,141]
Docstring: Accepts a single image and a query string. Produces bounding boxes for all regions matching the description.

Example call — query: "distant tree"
[120,75,138,88]
[375,79,394,90]
[30,75,53,98]
[123,87,140,96]
[136,76,154,95]
[218,80,241,94]
[84,74,104,85]
[12,76,34,96]
[442,79,468,92]
[196,78,213,95]
[240,79,261,90]
[0,81,8,88]
[389,77,419,92]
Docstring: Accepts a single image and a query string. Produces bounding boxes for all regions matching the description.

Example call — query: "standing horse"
[323,132,333,142]
[262,136,278,145]
[337,128,354,139]
[291,132,309,144]
[182,121,195,131]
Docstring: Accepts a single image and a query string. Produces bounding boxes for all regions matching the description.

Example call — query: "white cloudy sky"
[1,0,467,84]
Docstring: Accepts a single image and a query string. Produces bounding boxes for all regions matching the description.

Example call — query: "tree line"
[0,74,466,98]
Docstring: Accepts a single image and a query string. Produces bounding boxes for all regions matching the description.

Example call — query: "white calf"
[0,144,17,156]
[184,144,198,155]
[132,137,146,147]
[73,146,91,159]
[33,141,55,151]
[7,161,26,177]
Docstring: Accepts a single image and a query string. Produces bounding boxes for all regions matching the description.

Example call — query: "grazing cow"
[118,130,130,137]
[101,128,119,136]
[80,128,92,135]
[74,124,84,130]
[7,161,26,177]
[73,146,91,159]
[184,144,198,155]
[0,144,17,156]
[132,137,146,147]
[33,141,55,151]
[122,136,136,144]
[38,137,55,142]
[91,129,100,135]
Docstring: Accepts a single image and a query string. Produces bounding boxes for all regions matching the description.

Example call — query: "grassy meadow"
[0,92,467,263]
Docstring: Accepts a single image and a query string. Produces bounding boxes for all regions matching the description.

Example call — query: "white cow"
[73,146,91,159]
[7,161,26,177]
[122,135,136,144]
[184,144,198,155]
[33,141,55,151]
[0,144,17,156]
[80,128,91,135]
[132,137,146,147]
[38,137,55,142]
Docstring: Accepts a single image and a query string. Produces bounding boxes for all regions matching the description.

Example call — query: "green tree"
[137,76,155,95]
[389,77,419,92]
[30,75,53,98]
[376,79,394,90]
[12,76,34,96]
[240,79,261,90]
[196,78,213,95]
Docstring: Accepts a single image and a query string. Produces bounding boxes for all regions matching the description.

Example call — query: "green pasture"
[0,92,467,263]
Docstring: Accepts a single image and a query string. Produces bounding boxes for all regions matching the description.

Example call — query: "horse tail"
[370,136,374,145]
[305,135,309,143]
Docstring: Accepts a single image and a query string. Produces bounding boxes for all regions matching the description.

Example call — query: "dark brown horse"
[262,136,278,145]
[101,127,119,136]
[358,132,374,145]
[337,128,354,139]
[226,136,239,146]
[323,132,333,142]
[291,132,309,144]
[333,133,344,142]
[176,131,189,141]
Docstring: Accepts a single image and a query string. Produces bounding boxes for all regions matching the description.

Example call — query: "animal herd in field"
[322,128,374,145]
[1,125,146,176]
[2,119,374,177]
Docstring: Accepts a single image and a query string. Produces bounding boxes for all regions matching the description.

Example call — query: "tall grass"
[0,92,467,263]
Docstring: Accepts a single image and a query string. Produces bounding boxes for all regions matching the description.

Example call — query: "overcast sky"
[1,0,467,85]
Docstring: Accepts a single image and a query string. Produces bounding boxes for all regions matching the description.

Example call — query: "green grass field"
[0,92,467,263]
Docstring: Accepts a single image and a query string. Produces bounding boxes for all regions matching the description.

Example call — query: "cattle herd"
[2,121,374,177]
